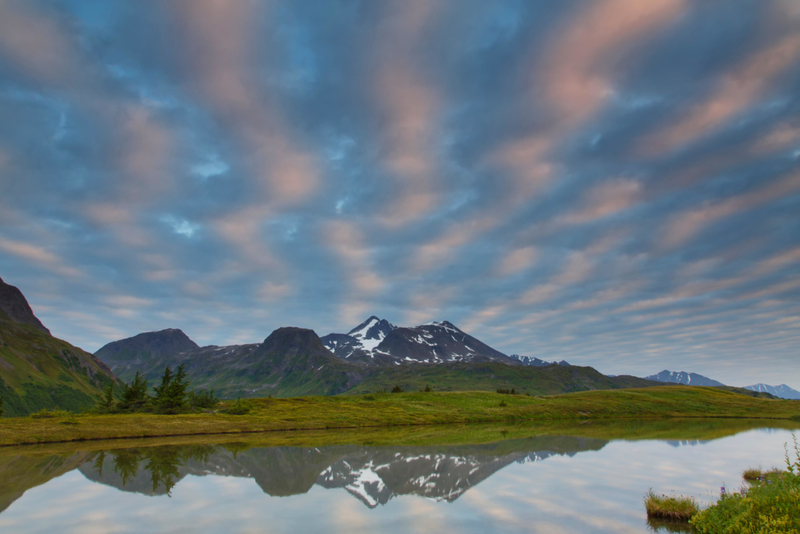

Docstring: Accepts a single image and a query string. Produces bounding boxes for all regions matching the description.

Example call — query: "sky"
[0,0,798,387]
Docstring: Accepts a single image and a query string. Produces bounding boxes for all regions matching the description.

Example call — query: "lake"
[0,419,797,533]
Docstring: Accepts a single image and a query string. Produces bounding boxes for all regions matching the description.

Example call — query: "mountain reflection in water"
[78,436,607,507]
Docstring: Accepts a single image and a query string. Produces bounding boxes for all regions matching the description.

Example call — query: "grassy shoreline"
[1,386,798,447]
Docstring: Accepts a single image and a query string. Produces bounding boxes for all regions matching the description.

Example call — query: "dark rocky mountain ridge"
[0,276,50,335]
[94,328,199,377]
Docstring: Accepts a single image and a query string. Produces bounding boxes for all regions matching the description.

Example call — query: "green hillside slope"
[346,362,662,395]
[0,310,117,416]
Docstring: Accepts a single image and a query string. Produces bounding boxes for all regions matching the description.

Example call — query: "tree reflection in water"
[90,445,218,496]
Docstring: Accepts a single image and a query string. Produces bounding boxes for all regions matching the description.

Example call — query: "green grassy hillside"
[0,310,117,416]
[347,362,661,395]
[1,386,798,446]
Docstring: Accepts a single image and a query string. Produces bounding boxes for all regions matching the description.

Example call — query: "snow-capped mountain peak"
[644,370,724,387]
[347,316,395,351]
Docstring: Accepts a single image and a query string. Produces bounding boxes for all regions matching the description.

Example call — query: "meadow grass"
[644,489,700,521]
[0,386,798,447]
[684,435,800,533]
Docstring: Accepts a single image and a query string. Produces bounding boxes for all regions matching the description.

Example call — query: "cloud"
[494,246,539,277]
[557,179,643,225]
[323,220,383,296]
[371,0,444,227]
[0,1,798,386]
[0,237,81,278]
[638,31,800,157]
[661,170,800,249]
[171,0,319,208]
[538,0,687,129]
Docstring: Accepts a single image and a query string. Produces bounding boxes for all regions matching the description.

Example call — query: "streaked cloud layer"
[0,0,798,386]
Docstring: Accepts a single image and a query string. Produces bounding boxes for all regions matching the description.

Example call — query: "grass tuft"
[645,489,700,522]
[742,467,762,481]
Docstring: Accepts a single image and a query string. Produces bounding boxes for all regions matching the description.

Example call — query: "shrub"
[0,395,4,417]
[424,385,432,392]
[391,385,403,393]
[188,388,218,410]
[225,398,253,415]
[644,489,700,522]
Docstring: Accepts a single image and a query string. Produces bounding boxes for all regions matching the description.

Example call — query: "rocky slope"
[0,277,117,416]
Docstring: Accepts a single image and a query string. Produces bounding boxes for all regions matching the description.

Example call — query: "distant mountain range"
[510,355,570,367]
[643,370,800,400]
[3,271,794,414]
[744,384,800,400]
[94,317,659,399]
[645,370,725,387]
[0,277,117,416]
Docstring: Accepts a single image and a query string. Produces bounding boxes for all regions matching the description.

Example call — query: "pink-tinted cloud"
[372,0,443,227]
[173,0,319,207]
[411,215,496,272]
[661,170,800,249]
[539,0,687,129]
[638,32,800,157]
[0,237,81,278]
[323,220,384,296]
[558,179,643,225]
[494,246,539,277]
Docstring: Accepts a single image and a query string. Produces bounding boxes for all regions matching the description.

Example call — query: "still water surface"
[0,421,797,533]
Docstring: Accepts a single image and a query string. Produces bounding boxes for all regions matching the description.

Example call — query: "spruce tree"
[154,364,189,414]
[119,372,150,412]
[100,383,115,412]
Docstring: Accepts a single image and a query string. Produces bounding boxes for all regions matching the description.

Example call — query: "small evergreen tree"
[391,385,403,393]
[99,382,115,412]
[119,372,150,412]
[424,385,432,392]
[0,395,4,417]
[153,364,189,414]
